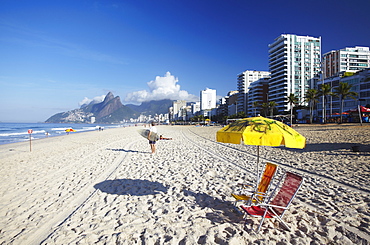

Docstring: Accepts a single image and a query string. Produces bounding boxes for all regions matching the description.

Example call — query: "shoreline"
[0,125,369,244]
[0,122,138,146]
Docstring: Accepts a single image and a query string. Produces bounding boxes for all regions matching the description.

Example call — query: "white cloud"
[124,72,198,103]
[79,95,106,107]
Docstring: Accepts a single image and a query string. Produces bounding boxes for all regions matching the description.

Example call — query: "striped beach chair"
[241,172,304,233]
[232,162,278,207]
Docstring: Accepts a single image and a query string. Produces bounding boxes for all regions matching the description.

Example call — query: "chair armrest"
[257,203,288,210]
[255,191,268,196]
[236,191,268,198]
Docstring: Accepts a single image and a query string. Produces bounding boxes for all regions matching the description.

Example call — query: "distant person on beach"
[148,122,158,154]
[160,135,172,140]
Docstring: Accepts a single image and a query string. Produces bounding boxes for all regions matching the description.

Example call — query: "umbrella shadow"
[94,179,168,196]
[106,148,148,154]
[284,143,370,154]
[182,190,243,224]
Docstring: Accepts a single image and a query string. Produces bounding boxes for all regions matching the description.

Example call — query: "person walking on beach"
[148,122,158,154]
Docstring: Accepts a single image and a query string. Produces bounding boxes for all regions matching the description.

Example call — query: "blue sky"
[1,0,369,122]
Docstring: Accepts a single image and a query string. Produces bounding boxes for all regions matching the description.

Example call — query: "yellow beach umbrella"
[217,116,306,186]
[65,128,76,133]
[217,116,306,148]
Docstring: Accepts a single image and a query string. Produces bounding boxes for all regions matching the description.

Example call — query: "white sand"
[0,124,369,244]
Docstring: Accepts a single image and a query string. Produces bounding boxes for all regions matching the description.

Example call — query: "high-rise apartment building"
[172,100,187,120]
[220,90,238,116]
[237,70,270,114]
[322,46,370,79]
[247,77,269,116]
[191,102,200,114]
[200,88,216,110]
[268,34,321,112]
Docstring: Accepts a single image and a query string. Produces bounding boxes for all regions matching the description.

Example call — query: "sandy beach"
[0,124,369,244]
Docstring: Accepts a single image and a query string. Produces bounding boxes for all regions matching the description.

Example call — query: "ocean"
[0,123,128,145]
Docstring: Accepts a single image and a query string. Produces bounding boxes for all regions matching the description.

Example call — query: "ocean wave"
[51,127,72,131]
[0,130,46,137]
[0,123,131,145]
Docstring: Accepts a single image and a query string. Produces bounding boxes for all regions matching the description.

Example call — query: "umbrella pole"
[256,145,260,191]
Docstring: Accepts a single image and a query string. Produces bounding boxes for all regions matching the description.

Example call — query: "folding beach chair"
[231,162,278,207]
[240,172,304,233]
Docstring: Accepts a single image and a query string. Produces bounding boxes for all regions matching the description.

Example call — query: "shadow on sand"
[94,179,168,196]
[283,142,370,154]
[182,189,243,225]
[106,148,148,154]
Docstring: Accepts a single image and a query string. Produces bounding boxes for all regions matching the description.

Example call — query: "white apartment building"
[200,88,216,110]
[191,102,200,114]
[171,100,187,120]
[268,34,321,112]
[322,46,370,79]
[173,100,186,114]
[237,70,270,114]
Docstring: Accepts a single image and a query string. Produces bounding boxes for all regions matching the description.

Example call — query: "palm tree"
[287,93,298,125]
[252,101,259,116]
[236,111,246,119]
[333,82,358,123]
[261,103,269,117]
[268,101,278,117]
[305,89,319,124]
[318,84,333,123]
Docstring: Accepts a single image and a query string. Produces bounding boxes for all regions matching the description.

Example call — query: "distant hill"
[45,93,175,124]
[45,92,138,124]
[126,99,174,116]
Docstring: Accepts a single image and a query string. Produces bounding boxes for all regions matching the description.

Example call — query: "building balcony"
[269,53,287,63]
[270,53,288,61]
[270,68,287,76]
[252,94,265,99]
[270,62,287,71]
[269,79,287,87]
[270,48,288,55]
[269,87,287,95]
[269,49,287,59]
[269,40,287,53]
[272,93,288,101]
[252,89,264,93]
[269,82,287,90]
[268,96,287,106]
[271,72,287,80]
[269,49,288,58]
[248,95,263,100]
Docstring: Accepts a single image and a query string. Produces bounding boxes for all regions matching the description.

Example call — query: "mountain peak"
[45,91,137,123]
[103,92,115,102]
